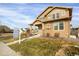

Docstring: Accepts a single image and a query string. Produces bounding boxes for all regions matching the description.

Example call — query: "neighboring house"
[30,6,72,38]
[0,25,13,33]
[70,27,79,37]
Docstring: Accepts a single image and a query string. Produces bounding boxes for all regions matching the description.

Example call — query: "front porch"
[32,24,42,35]
[30,20,44,36]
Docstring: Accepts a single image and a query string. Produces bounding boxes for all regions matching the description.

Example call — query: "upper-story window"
[53,14,55,19]
[56,13,60,19]
[52,13,60,20]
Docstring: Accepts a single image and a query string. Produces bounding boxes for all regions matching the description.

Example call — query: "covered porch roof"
[30,19,42,26]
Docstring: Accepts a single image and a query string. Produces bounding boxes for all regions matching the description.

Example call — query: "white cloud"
[1,21,19,29]
[0,8,33,28]
[1,4,79,29]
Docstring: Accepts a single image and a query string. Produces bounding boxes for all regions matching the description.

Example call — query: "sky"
[0,3,79,29]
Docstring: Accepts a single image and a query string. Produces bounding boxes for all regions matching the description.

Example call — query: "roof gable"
[37,6,72,19]
[37,6,53,19]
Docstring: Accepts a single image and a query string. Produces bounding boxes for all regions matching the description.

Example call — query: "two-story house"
[30,6,72,38]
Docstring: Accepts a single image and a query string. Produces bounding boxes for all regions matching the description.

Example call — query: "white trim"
[53,21,64,31]
[59,21,64,31]
[53,22,59,30]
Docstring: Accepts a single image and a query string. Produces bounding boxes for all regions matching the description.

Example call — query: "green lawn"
[0,33,27,43]
[9,38,79,56]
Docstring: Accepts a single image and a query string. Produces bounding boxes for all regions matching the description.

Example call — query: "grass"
[9,38,79,56]
[0,33,28,43]
[0,33,14,43]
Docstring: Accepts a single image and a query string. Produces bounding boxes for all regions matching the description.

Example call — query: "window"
[53,22,58,30]
[53,14,55,19]
[56,13,60,19]
[53,22,64,30]
[59,22,64,30]
[52,13,60,19]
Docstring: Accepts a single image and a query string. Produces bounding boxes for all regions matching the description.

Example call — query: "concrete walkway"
[0,42,18,56]
[6,34,41,45]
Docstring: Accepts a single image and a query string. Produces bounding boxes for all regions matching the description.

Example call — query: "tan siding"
[46,9,69,21]
[43,20,71,38]
[39,8,53,19]
[33,20,42,25]
[30,7,72,38]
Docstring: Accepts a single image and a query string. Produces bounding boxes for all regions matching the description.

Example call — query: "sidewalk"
[6,34,41,45]
[0,42,18,56]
